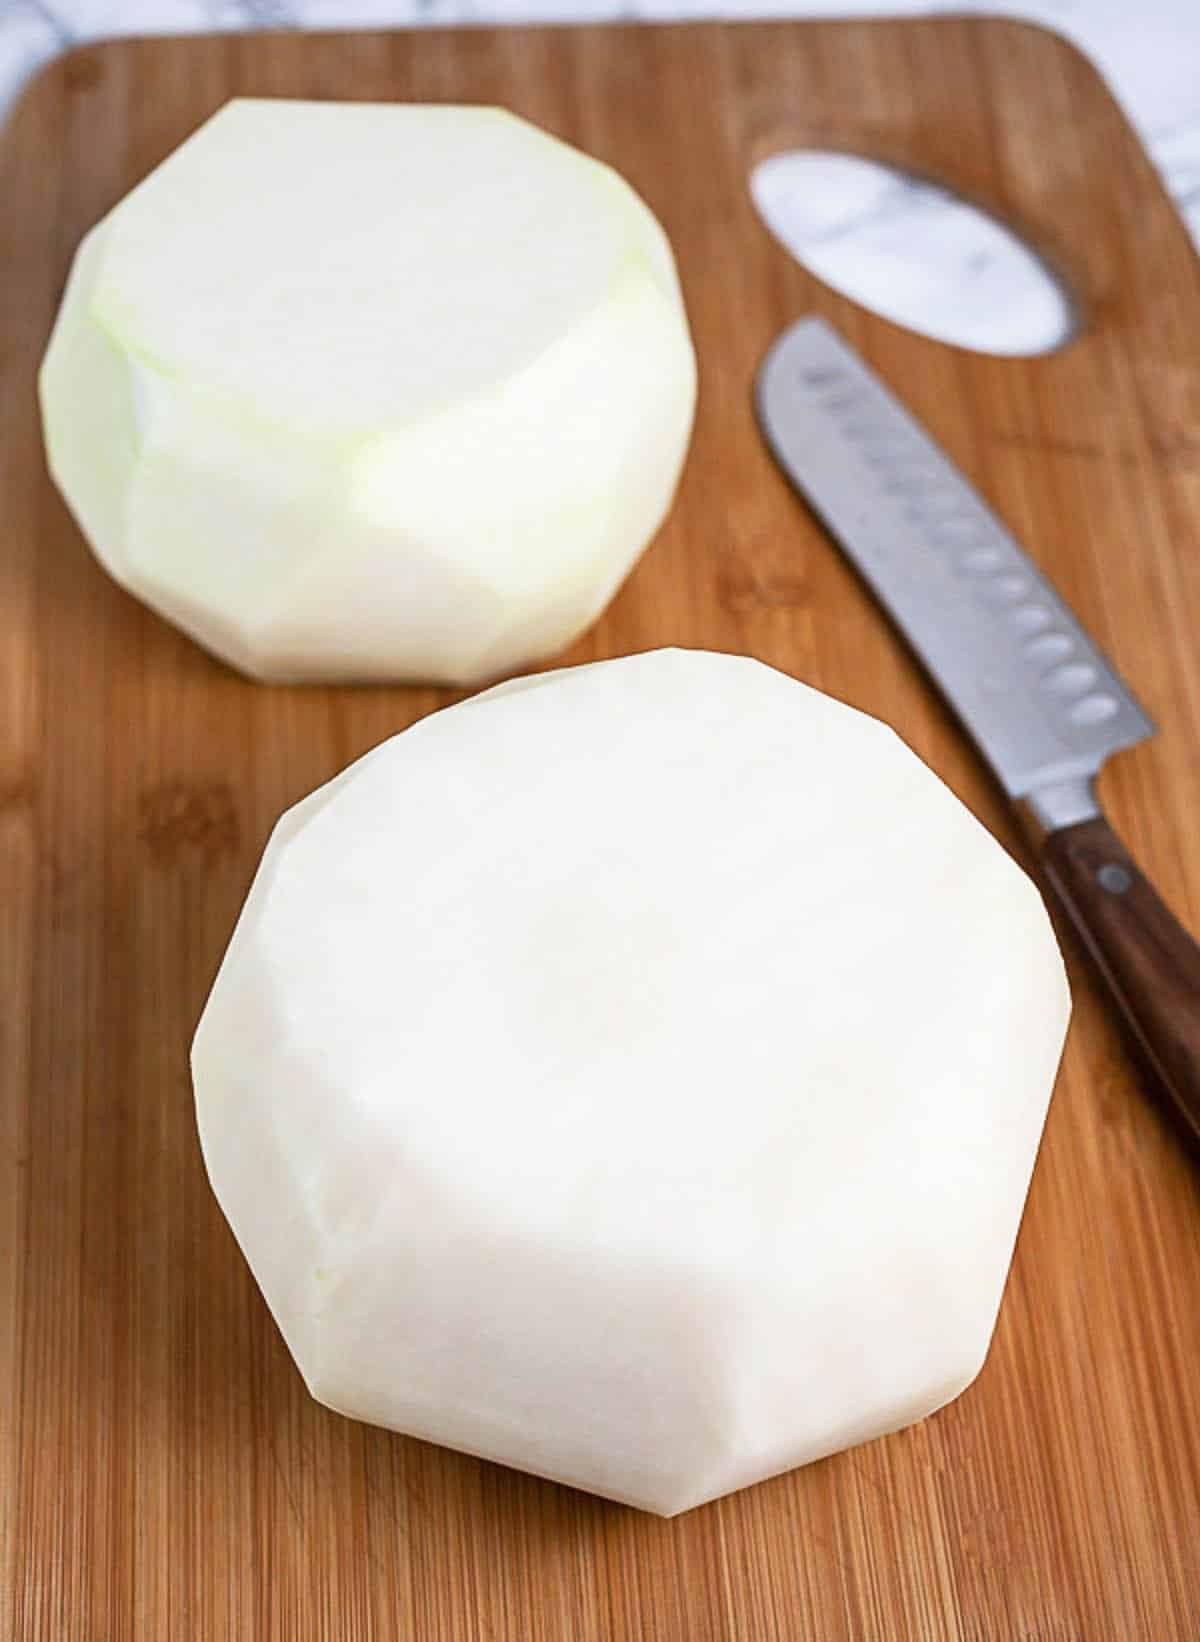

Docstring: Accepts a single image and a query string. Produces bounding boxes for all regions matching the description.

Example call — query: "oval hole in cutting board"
[750,150,1075,357]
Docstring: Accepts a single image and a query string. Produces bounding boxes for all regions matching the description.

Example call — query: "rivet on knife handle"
[1041,814,1200,1145]
[756,316,1200,1149]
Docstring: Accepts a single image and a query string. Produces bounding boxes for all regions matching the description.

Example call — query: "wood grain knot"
[718,559,810,614]
[0,772,36,816]
[138,780,240,866]
[62,53,105,93]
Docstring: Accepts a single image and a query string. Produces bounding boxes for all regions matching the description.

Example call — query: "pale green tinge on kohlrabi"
[39,99,697,683]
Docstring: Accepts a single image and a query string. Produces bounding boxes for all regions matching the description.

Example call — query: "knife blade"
[756,315,1200,1149]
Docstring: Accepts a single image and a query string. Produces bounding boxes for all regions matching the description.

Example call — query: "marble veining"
[750,149,1077,356]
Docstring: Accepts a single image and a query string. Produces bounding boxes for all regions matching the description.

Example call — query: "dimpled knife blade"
[757,315,1200,1153]
[755,316,1152,831]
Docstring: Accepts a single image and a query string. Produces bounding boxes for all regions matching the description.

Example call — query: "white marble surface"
[750,150,1079,356]
[2,0,1197,352]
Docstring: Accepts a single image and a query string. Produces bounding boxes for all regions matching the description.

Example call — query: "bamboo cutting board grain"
[4,18,1200,1640]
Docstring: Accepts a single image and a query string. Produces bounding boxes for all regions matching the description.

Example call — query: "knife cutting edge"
[756,316,1200,1149]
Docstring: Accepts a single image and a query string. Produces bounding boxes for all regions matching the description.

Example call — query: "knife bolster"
[1021,776,1102,835]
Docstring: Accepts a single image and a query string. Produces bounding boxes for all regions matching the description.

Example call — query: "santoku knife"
[756,315,1200,1146]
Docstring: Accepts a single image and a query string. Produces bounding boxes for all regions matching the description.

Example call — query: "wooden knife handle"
[1041,817,1200,1145]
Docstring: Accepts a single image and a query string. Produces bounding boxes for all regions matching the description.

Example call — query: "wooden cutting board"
[3,18,1200,1639]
